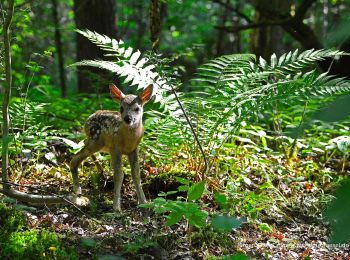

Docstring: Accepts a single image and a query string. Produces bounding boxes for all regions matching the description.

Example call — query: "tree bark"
[52,0,67,97]
[149,0,161,51]
[73,0,117,93]
[251,0,291,59]
[149,0,167,51]
[135,1,145,50]
[216,0,230,56]
[2,0,15,191]
[0,188,69,204]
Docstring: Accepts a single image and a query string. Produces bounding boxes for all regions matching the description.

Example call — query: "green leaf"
[188,210,208,228]
[175,177,190,185]
[259,56,268,69]
[81,238,97,249]
[166,211,183,226]
[178,185,189,192]
[324,179,350,243]
[259,223,272,233]
[211,215,245,232]
[158,190,178,197]
[221,253,249,260]
[270,53,277,68]
[214,193,228,209]
[138,203,153,209]
[187,181,205,201]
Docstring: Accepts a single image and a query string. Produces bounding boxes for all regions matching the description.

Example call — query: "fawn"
[70,84,153,211]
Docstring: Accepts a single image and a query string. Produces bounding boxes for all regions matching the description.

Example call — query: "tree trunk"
[251,0,291,59]
[216,0,230,56]
[135,1,145,50]
[149,0,161,51]
[52,0,67,97]
[73,0,117,93]
[2,0,15,191]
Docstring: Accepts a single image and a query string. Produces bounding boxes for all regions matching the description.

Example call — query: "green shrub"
[0,203,77,259]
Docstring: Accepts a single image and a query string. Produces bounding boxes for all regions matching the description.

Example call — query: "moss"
[0,203,78,259]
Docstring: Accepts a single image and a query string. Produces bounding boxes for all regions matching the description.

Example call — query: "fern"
[189,49,350,165]
[71,30,350,168]
[72,30,173,107]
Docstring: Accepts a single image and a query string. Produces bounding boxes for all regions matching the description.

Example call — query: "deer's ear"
[110,84,125,102]
[140,84,153,105]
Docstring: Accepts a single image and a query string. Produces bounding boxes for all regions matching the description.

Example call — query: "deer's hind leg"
[70,140,103,195]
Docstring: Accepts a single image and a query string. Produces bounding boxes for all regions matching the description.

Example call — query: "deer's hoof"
[72,195,90,206]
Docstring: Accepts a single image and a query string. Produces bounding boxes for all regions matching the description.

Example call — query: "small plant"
[141,178,244,233]
[124,235,157,254]
[141,178,208,228]
[325,135,350,171]
[2,229,78,259]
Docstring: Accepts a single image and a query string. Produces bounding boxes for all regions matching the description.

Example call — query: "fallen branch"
[0,188,69,204]
[0,181,72,204]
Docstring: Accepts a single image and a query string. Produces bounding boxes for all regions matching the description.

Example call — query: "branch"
[215,0,319,50]
[0,188,69,204]
[282,19,323,50]
[170,85,208,180]
[215,19,288,33]
[0,181,72,204]
[211,0,252,23]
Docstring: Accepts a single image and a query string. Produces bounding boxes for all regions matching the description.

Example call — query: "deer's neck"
[116,122,144,154]
[119,121,144,139]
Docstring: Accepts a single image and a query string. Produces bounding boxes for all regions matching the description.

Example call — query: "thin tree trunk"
[251,0,291,59]
[216,0,230,56]
[52,0,67,97]
[2,0,15,191]
[150,0,161,51]
[234,1,241,53]
[135,1,145,50]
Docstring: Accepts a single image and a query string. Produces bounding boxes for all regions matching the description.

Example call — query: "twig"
[211,0,252,23]
[215,19,288,33]
[170,85,208,180]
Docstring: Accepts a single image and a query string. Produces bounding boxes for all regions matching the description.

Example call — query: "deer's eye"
[120,107,124,113]
[134,107,140,112]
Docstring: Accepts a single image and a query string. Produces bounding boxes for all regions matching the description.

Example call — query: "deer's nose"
[124,115,132,124]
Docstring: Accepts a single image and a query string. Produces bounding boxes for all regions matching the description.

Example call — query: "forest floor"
[1,119,350,259]
[1,155,350,260]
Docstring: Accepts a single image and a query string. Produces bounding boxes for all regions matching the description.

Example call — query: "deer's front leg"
[111,149,124,211]
[128,149,147,204]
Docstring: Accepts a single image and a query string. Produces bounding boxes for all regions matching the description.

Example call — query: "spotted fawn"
[70,84,153,211]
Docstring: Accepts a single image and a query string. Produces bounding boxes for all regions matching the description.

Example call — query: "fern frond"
[274,49,344,72]
[71,30,179,112]
[194,54,255,86]
[191,49,350,161]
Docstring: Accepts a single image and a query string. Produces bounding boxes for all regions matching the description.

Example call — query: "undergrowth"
[0,202,77,259]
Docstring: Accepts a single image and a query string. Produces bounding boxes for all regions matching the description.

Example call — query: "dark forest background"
[3,0,350,95]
